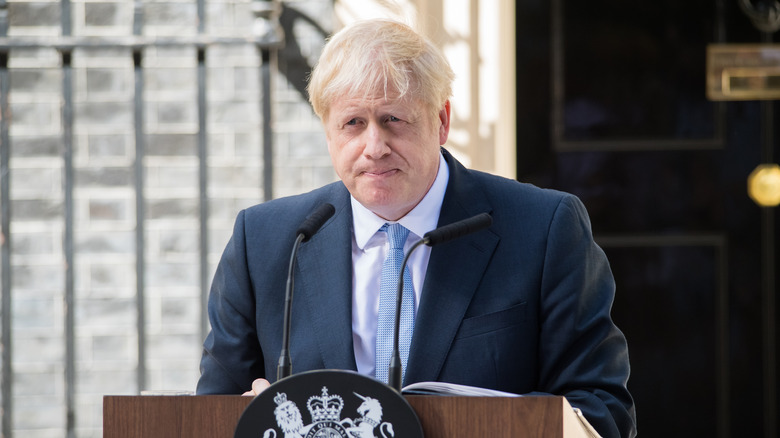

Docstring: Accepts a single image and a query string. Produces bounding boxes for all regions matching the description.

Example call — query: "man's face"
[324,90,450,221]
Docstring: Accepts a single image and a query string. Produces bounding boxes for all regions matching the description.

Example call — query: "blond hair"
[307,19,454,120]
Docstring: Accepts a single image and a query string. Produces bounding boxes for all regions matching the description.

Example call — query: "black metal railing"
[0,1,283,436]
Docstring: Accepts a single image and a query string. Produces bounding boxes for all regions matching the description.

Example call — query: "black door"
[516,1,779,436]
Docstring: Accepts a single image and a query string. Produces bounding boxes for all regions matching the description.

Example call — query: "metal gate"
[0,1,290,436]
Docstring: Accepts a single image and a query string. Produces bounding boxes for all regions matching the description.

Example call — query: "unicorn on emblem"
[344,393,395,438]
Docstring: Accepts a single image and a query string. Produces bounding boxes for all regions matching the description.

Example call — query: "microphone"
[296,203,336,242]
[422,212,493,246]
[277,203,335,381]
[387,212,493,392]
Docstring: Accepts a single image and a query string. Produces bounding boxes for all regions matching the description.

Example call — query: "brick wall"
[2,1,335,436]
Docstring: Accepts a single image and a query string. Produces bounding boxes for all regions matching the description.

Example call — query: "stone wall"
[2,1,334,436]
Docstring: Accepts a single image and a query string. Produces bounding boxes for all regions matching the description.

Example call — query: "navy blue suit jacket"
[197,149,637,437]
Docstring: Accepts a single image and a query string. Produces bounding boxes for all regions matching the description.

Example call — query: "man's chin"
[355,198,401,220]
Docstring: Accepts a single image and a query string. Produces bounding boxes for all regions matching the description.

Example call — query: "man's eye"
[388,116,401,122]
[345,118,358,126]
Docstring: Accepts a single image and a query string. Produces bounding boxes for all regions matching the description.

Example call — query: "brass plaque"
[707,44,780,101]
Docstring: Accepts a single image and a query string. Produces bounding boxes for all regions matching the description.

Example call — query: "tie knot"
[383,223,410,250]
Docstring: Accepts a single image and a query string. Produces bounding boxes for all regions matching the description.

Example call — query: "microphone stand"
[277,232,305,381]
[276,203,335,381]
[388,239,426,392]
[387,212,493,392]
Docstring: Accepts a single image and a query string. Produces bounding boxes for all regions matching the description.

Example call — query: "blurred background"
[0,0,778,437]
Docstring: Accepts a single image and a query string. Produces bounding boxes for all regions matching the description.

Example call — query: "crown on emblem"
[273,392,289,406]
[307,387,344,423]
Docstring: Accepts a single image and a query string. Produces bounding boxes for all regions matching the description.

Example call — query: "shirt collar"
[352,152,450,250]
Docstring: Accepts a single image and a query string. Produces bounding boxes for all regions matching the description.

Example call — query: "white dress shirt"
[350,153,450,377]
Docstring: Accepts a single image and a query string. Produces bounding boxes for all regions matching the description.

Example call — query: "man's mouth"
[361,168,398,177]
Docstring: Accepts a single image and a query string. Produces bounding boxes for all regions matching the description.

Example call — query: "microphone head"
[423,212,492,246]
[296,203,336,242]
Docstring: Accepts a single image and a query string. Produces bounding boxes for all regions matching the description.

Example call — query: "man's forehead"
[327,92,423,117]
[335,94,414,110]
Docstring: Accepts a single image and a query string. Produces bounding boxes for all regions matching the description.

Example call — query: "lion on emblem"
[263,392,311,438]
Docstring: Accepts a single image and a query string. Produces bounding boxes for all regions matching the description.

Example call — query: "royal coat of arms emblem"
[233,370,422,438]
[263,387,395,438]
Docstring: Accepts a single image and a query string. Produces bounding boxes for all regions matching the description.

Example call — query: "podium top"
[103,394,597,438]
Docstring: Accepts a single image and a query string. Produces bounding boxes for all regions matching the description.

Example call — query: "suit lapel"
[404,150,499,385]
[294,189,358,371]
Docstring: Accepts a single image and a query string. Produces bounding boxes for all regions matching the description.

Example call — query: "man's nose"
[363,123,391,159]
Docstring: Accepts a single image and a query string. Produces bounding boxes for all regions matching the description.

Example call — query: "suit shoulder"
[243,182,347,216]
[469,169,574,209]
[236,182,348,234]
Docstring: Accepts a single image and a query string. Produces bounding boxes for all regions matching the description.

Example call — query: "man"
[197,18,637,437]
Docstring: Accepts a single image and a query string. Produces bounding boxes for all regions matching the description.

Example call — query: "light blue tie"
[375,223,415,384]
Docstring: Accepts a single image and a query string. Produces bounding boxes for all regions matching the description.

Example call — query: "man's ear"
[438,100,451,145]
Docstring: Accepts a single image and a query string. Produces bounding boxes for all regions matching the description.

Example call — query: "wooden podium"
[103,394,596,437]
